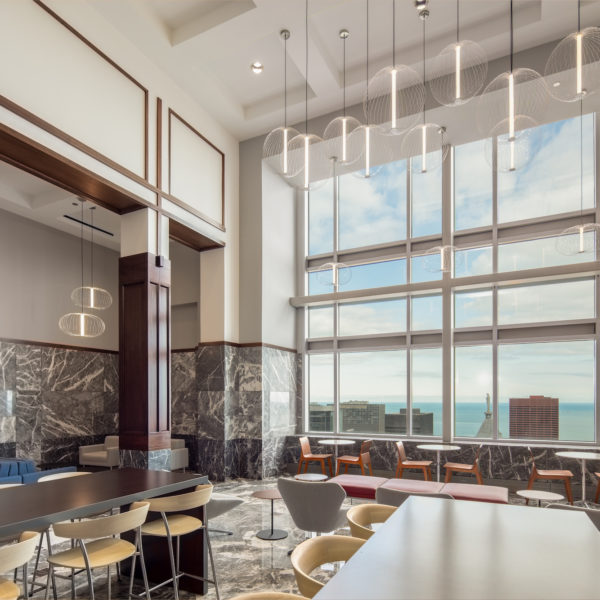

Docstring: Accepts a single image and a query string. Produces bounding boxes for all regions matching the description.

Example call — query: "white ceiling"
[87,0,600,141]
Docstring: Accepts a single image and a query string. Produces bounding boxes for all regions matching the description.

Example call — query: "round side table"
[252,489,288,540]
[555,451,600,503]
[516,489,565,508]
[295,473,328,482]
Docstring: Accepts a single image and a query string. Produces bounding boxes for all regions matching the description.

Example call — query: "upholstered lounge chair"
[79,435,120,469]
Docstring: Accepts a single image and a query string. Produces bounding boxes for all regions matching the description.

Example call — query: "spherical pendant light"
[263,126,301,177]
[402,124,448,174]
[287,133,330,191]
[347,124,391,179]
[71,286,112,310]
[546,25,600,103]
[556,223,600,255]
[423,246,454,273]
[484,114,536,173]
[315,262,352,292]
[59,312,105,338]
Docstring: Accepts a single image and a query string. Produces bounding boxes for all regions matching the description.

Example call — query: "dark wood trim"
[197,341,297,354]
[167,109,226,231]
[0,337,118,354]
[32,0,149,181]
[168,217,224,252]
[156,97,162,191]
[172,347,197,353]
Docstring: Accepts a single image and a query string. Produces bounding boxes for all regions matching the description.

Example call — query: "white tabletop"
[417,444,460,452]
[516,489,565,502]
[555,450,600,461]
[314,496,600,600]
[317,439,355,446]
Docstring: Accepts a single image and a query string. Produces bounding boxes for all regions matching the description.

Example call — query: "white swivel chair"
[79,436,120,469]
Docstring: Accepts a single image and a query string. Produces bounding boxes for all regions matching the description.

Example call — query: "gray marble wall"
[0,340,118,468]
[172,344,297,481]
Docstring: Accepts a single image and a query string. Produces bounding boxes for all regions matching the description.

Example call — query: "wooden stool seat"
[336,440,373,476]
[444,445,484,485]
[401,459,432,468]
[527,447,574,505]
[297,437,334,477]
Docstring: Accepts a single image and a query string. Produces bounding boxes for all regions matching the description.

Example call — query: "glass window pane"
[454,290,493,328]
[411,348,442,436]
[411,294,442,330]
[455,346,493,438]
[308,180,333,256]
[339,160,407,250]
[308,270,332,295]
[308,306,333,338]
[308,354,334,432]
[339,350,406,434]
[455,247,493,277]
[411,154,442,237]
[339,299,406,336]
[498,235,593,272]
[454,139,493,231]
[498,279,595,325]
[498,114,595,223]
[498,341,595,442]
[341,259,407,292]
[411,255,443,283]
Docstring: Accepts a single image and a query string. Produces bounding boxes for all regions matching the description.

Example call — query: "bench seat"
[329,475,388,499]
[441,482,509,504]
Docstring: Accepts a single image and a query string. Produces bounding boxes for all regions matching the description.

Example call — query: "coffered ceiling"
[87,0,600,141]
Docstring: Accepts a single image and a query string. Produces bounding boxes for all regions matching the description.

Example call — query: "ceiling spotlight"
[250,61,263,74]
[415,0,429,19]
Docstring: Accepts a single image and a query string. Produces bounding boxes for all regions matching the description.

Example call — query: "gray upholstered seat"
[207,493,245,521]
[375,486,454,507]
[278,477,347,534]
[546,503,600,532]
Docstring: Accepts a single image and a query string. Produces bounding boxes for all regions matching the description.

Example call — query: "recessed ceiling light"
[251,61,263,74]
[553,81,561,87]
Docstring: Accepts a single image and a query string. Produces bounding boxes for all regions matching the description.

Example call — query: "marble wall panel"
[196,345,225,391]
[193,437,225,482]
[226,345,262,392]
[0,442,16,458]
[172,352,196,394]
[0,343,16,390]
[226,391,262,440]
[262,347,296,393]
[42,348,105,392]
[197,391,224,439]
[120,449,171,471]
[16,345,41,391]
[225,439,262,479]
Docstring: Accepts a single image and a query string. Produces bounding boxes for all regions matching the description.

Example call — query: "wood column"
[119,252,171,451]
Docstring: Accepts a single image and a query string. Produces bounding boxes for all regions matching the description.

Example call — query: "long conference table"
[0,468,209,594]
[314,495,600,600]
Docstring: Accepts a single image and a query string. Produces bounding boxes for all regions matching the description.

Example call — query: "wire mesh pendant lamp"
[323,29,362,166]
[364,0,424,135]
[262,29,300,178]
[477,0,548,172]
[401,9,448,175]
[288,0,328,190]
[556,99,600,256]
[71,205,112,310]
[59,200,105,338]
[545,0,600,103]
[347,0,391,179]
[429,0,488,107]
[315,261,352,292]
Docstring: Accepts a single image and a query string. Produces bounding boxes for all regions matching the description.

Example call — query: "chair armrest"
[106,447,120,466]
[79,444,105,456]
[171,439,185,449]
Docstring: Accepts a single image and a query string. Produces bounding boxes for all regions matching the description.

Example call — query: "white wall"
[0,209,119,350]
[170,240,200,349]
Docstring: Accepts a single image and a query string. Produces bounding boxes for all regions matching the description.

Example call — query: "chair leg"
[30,528,44,596]
[367,462,373,476]
[206,529,220,600]
[595,480,600,504]
[297,459,303,475]
[474,468,483,485]
[444,469,453,483]
[85,560,95,600]
[319,459,326,475]
[564,478,574,505]
[136,529,151,600]
[327,457,334,477]
[304,461,309,474]
[166,532,180,600]
[335,461,341,476]
[425,467,432,481]
[526,472,536,490]
[107,564,111,600]
[395,463,403,479]
[344,463,349,474]
[360,462,365,475]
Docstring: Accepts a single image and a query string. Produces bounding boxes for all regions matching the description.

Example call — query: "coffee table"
[252,489,287,540]
[295,473,328,482]
[417,444,461,482]
[516,489,565,507]
[555,450,600,503]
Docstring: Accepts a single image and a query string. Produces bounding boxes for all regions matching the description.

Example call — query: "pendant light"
[315,261,352,292]
[71,205,112,310]
[477,0,548,172]
[401,8,448,175]
[323,29,362,166]
[556,98,600,256]
[262,29,300,177]
[347,0,391,179]
[288,0,328,191]
[429,0,487,107]
[59,200,105,338]
[423,245,454,273]
[364,1,424,135]
[545,0,600,103]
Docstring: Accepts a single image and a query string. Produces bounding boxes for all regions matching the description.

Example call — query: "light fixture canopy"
[250,61,264,74]
[545,0,600,103]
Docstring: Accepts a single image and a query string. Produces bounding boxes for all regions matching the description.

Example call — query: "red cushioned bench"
[329,474,508,504]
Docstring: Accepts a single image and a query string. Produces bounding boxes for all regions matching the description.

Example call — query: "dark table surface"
[0,468,207,537]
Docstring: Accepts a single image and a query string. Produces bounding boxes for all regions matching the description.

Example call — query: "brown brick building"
[509,395,559,439]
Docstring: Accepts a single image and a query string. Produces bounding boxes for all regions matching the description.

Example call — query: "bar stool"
[0,531,39,600]
[526,447,574,505]
[43,501,150,600]
[291,535,366,598]
[395,441,432,480]
[444,443,484,484]
[297,437,333,477]
[140,483,219,600]
[335,440,373,476]
[346,504,396,540]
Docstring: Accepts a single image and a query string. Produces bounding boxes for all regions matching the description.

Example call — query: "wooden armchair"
[444,443,484,485]
[336,440,373,476]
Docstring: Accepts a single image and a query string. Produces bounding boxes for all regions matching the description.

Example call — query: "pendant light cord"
[90,207,94,290]
[422,17,426,124]
[305,0,308,135]
[578,0,581,32]
[80,200,84,314]
[580,97,584,221]
[366,0,370,123]
[284,33,288,128]
[392,0,396,66]
[343,34,346,117]
[456,0,460,43]
[510,0,514,72]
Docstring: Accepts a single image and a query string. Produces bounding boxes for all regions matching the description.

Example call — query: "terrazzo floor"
[25,476,598,599]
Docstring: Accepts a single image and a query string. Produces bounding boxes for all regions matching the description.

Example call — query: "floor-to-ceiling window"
[298,114,599,444]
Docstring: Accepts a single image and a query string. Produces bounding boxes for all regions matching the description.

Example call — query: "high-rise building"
[509,395,559,439]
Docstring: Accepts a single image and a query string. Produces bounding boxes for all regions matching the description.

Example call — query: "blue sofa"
[0,459,76,484]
